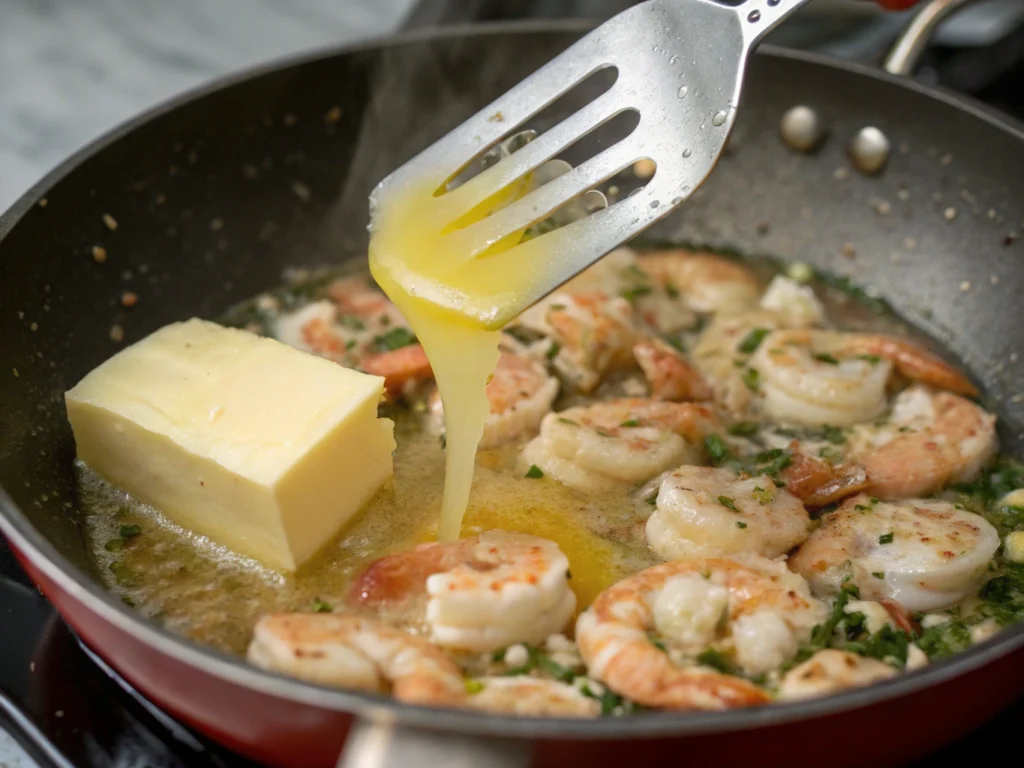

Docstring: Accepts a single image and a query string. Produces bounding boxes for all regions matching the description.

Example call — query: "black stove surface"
[3,1,1024,766]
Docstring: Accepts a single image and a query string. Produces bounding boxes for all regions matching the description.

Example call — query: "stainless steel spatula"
[372,0,812,327]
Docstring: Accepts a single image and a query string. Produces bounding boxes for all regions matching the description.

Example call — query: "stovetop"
[3,1,1024,766]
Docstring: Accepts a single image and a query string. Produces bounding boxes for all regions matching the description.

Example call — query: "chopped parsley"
[620,419,641,427]
[737,327,771,355]
[372,327,416,351]
[645,493,658,506]
[820,425,846,445]
[814,353,840,365]
[742,367,760,391]
[312,598,333,613]
[621,286,653,302]
[736,521,748,529]
[879,532,895,545]
[857,354,881,364]
[558,418,579,426]
[872,572,885,580]
[752,486,774,505]
[104,538,124,553]
[696,649,737,674]
[546,342,561,360]
[119,524,142,538]
[464,679,485,695]
[704,434,731,463]
[727,421,760,437]
[717,495,739,512]
[525,465,544,479]
[647,633,668,653]
[665,282,680,299]
[338,315,365,331]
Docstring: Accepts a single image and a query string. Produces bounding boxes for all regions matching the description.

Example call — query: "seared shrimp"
[429,348,559,448]
[517,292,637,393]
[273,276,432,399]
[777,650,896,701]
[847,386,997,498]
[576,556,826,709]
[349,531,575,652]
[750,329,976,427]
[637,249,761,317]
[465,677,600,717]
[521,398,720,492]
[633,337,712,402]
[247,613,465,705]
[646,467,811,560]
[789,494,1000,611]
[690,310,789,418]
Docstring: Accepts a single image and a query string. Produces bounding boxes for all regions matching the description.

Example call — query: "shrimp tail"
[361,344,433,399]
[781,445,870,509]
[633,337,713,402]
[853,336,977,398]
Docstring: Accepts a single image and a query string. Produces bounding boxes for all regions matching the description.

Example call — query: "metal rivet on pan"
[848,127,891,176]
[779,106,824,153]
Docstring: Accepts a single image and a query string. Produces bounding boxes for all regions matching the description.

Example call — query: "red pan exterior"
[12,539,1024,768]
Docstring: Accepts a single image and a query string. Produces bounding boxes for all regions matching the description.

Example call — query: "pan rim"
[1,19,1023,741]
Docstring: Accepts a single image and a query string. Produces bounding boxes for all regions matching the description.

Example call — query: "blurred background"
[1,0,1023,212]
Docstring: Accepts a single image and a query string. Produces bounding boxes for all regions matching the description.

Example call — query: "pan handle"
[336,717,532,768]
[882,0,974,76]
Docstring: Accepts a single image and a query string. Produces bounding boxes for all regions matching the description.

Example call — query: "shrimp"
[464,677,600,717]
[645,466,811,560]
[779,444,870,508]
[576,556,826,710]
[247,613,465,705]
[248,614,600,716]
[517,292,638,393]
[632,337,712,402]
[363,344,433,400]
[348,531,575,653]
[690,310,789,418]
[428,349,559,448]
[789,494,1000,611]
[777,650,897,701]
[520,398,720,492]
[273,276,432,399]
[846,386,998,498]
[750,329,976,427]
[637,249,762,317]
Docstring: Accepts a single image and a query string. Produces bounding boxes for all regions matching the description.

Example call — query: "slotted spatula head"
[371,0,812,328]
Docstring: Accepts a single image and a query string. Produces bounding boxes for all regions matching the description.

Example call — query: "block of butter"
[65,318,395,572]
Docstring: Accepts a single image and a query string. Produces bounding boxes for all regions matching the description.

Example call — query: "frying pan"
[2,1,1023,766]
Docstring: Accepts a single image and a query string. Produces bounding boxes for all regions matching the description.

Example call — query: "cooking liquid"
[369,175,548,540]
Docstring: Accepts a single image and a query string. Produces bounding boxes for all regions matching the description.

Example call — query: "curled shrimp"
[247,613,465,705]
[517,292,637,393]
[273,276,432,398]
[428,348,558,448]
[633,337,712,402]
[637,249,762,317]
[789,494,1000,611]
[646,466,811,560]
[521,398,720,492]
[576,556,826,710]
[846,386,997,498]
[348,531,575,653]
[750,329,976,427]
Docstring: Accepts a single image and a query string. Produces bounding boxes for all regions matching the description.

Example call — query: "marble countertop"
[0,0,416,212]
